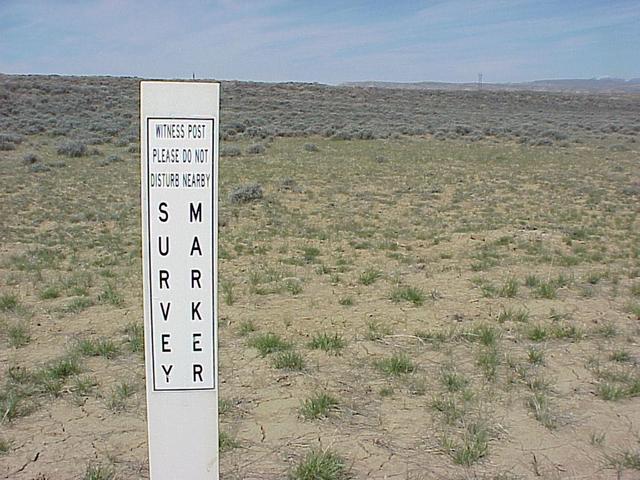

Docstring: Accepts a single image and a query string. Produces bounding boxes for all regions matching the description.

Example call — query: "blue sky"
[1,0,638,84]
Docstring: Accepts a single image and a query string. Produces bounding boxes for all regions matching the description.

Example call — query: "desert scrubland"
[1,75,639,479]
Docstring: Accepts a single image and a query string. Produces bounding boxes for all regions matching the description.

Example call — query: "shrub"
[228,183,263,204]
[0,133,22,151]
[608,143,629,152]
[29,163,51,173]
[57,141,87,157]
[22,153,38,164]
[331,130,353,140]
[303,143,319,152]
[246,143,266,154]
[98,154,122,166]
[279,177,302,192]
[622,181,640,196]
[220,145,242,157]
[0,133,23,144]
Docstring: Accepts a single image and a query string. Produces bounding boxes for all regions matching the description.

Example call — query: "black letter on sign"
[161,333,171,352]
[191,269,201,288]
[190,236,202,256]
[159,270,170,289]
[193,364,203,383]
[160,302,171,321]
[159,202,169,222]
[161,364,173,383]
[192,332,202,352]
[158,236,169,256]
[189,202,202,222]
[191,301,201,320]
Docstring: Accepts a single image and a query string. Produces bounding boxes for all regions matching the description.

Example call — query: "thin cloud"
[0,0,637,82]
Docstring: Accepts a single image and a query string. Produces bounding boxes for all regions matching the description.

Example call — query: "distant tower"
[192,72,196,80]
[478,73,483,90]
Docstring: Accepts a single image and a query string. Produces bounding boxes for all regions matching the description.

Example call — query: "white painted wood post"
[140,81,219,479]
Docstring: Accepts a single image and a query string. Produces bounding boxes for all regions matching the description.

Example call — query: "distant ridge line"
[341,78,640,94]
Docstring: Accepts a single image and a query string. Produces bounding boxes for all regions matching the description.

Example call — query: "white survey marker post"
[140,81,219,479]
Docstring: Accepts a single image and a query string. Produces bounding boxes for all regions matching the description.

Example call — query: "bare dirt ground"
[1,79,639,480]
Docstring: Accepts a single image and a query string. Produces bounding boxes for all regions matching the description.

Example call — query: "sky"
[1,0,639,84]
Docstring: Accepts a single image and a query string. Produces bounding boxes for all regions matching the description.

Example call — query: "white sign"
[141,82,219,478]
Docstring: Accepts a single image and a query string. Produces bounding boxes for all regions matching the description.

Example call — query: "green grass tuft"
[365,321,392,340]
[39,285,61,300]
[300,392,339,419]
[474,324,500,347]
[83,464,115,480]
[597,383,627,401]
[73,376,97,397]
[499,277,519,298]
[97,283,123,306]
[0,437,11,455]
[527,347,545,366]
[272,351,305,370]
[63,296,94,314]
[123,322,144,353]
[432,394,468,425]
[609,350,631,363]
[308,332,346,354]
[390,285,425,306]
[608,449,640,471]
[107,380,136,412]
[525,275,540,287]
[290,449,349,480]
[238,320,256,336]
[219,431,239,452]
[248,332,291,356]
[220,279,236,305]
[0,293,19,312]
[441,366,469,393]
[359,268,382,286]
[453,422,489,466]
[527,324,548,342]
[536,281,557,299]
[338,296,354,306]
[476,346,500,381]
[527,392,557,429]
[7,322,31,348]
[285,278,303,295]
[375,353,416,375]
[75,338,119,359]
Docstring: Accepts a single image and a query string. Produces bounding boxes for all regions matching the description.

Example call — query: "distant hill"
[341,78,640,94]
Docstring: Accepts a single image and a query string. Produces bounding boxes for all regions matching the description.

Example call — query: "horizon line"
[1,71,639,86]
